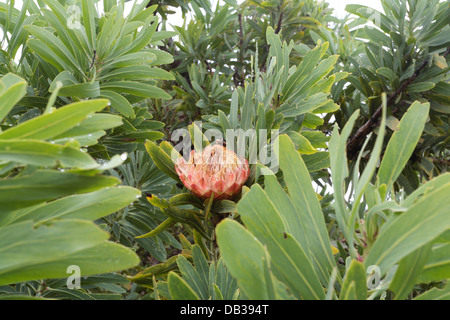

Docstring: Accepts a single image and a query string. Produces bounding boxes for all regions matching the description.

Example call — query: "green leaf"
[376,67,397,82]
[237,184,325,300]
[215,219,269,300]
[135,218,176,239]
[102,52,157,69]
[290,54,339,102]
[377,101,430,193]
[263,174,308,250]
[278,93,329,118]
[176,254,209,299]
[365,183,450,275]
[345,4,394,33]
[99,90,135,118]
[0,170,119,216]
[24,25,84,76]
[407,82,435,93]
[144,140,180,182]
[0,99,109,140]
[302,151,330,172]
[240,83,254,131]
[168,272,200,300]
[229,90,238,129]
[287,131,317,154]
[0,220,139,285]
[188,122,210,152]
[0,73,27,123]
[49,71,78,91]
[81,0,97,51]
[389,243,432,300]
[146,49,174,65]
[53,113,123,139]
[101,81,171,99]
[281,41,333,102]
[169,193,204,209]
[364,26,392,46]
[328,110,360,255]
[53,130,106,147]
[419,243,450,283]
[211,199,237,213]
[277,134,335,284]
[102,65,174,81]
[122,20,158,54]
[340,260,367,300]
[57,82,101,98]
[414,282,450,300]
[9,186,140,225]
[164,206,210,240]
[0,139,98,169]
[128,253,192,286]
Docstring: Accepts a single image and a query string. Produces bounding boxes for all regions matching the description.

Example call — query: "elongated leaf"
[0,220,139,285]
[188,122,209,152]
[53,113,123,139]
[0,99,109,140]
[215,219,269,300]
[176,254,209,299]
[24,25,84,75]
[102,52,157,69]
[414,282,450,300]
[401,172,450,208]
[128,253,192,285]
[287,131,317,154]
[144,140,180,182]
[101,81,171,99]
[26,38,66,72]
[277,134,335,284]
[238,184,325,299]
[9,186,140,224]
[340,260,367,300]
[81,0,97,51]
[419,243,450,283]
[389,243,432,300]
[0,170,119,216]
[328,110,360,252]
[57,82,101,98]
[263,174,308,250]
[0,73,27,122]
[102,65,174,81]
[278,93,329,118]
[0,139,98,169]
[407,82,435,93]
[100,90,135,118]
[168,272,200,300]
[377,101,430,192]
[289,55,339,102]
[365,183,450,275]
[302,151,330,172]
[164,206,210,240]
[281,42,328,102]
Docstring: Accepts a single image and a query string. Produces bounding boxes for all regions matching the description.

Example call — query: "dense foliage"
[0,0,448,300]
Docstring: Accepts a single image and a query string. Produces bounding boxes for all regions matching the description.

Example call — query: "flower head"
[175,144,249,200]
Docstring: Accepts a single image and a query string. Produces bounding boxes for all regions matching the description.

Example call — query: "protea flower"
[175,144,250,200]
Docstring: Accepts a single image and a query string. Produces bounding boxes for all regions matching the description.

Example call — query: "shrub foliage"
[0,0,448,300]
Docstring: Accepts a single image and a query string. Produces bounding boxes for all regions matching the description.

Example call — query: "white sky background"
[1,0,386,53]
[165,0,385,29]
[3,0,386,26]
